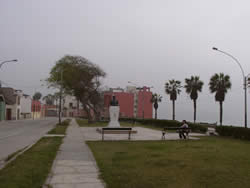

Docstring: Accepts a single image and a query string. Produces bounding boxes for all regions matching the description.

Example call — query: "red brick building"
[103,86,153,119]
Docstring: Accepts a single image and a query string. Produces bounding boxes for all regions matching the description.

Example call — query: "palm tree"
[184,76,204,123]
[150,93,162,119]
[33,92,42,101]
[42,94,55,105]
[165,79,182,120]
[209,73,232,126]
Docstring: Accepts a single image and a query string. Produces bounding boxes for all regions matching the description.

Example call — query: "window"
[69,103,73,108]
[17,97,20,105]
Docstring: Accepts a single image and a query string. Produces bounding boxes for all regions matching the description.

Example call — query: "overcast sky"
[1,0,250,126]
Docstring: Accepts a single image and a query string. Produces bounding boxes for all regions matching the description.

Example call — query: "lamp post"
[212,47,248,128]
[0,59,18,69]
[0,59,18,87]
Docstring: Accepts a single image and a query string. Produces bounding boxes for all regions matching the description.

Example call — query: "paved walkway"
[81,127,206,141]
[46,119,104,188]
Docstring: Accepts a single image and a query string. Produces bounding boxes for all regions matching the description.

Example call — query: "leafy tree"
[150,93,162,119]
[47,55,106,122]
[184,76,204,123]
[165,79,181,120]
[42,94,55,105]
[209,73,231,125]
[33,92,42,101]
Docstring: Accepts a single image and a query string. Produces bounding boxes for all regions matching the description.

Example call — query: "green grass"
[47,119,71,134]
[87,137,250,188]
[76,119,108,127]
[0,137,63,188]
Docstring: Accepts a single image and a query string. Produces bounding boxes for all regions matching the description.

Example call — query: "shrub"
[216,126,250,140]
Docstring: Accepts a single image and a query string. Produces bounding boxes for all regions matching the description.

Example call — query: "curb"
[0,139,39,170]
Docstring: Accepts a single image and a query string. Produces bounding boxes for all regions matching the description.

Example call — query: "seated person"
[179,120,189,139]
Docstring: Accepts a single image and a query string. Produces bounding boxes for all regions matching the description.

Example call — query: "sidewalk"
[46,119,105,188]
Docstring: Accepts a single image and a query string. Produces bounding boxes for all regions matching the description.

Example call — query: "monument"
[107,95,120,127]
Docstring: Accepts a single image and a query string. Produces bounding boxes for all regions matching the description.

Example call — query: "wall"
[63,95,78,117]
[137,87,153,119]
[20,95,32,119]
[104,92,134,118]
[6,104,18,120]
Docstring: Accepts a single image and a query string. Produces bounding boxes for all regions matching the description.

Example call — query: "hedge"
[216,126,250,140]
[119,118,208,133]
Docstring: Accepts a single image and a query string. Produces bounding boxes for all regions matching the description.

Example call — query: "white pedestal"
[108,106,120,127]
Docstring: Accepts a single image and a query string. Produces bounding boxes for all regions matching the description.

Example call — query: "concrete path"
[47,119,104,188]
[80,127,206,141]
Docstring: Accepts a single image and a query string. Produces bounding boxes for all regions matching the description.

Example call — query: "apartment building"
[103,86,153,119]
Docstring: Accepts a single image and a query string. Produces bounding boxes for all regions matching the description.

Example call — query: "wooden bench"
[162,127,191,140]
[101,127,133,141]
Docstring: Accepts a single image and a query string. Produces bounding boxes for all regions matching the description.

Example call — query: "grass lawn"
[4,146,28,162]
[0,137,63,188]
[87,137,250,188]
[47,119,71,134]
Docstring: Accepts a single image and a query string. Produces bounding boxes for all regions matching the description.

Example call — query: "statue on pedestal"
[110,96,119,106]
[108,96,120,127]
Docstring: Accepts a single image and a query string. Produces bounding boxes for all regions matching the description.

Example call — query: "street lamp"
[0,59,18,69]
[212,47,248,128]
[0,59,18,87]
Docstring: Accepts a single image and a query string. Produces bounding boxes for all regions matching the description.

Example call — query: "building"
[103,86,153,119]
[32,100,43,119]
[0,94,5,121]
[63,95,79,117]
[0,87,21,120]
[20,94,32,119]
[44,105,57,117]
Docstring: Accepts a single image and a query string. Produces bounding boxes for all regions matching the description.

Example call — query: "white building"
[63,95,78,117]
[0,88,32,120]
[20,94,32,119]
[0,88,21,120]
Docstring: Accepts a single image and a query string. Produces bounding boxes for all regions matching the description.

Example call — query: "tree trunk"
[59,93,62,125]
[172,100,175,120]
[155,108,157,119]
[55,99,58,114]
[219,101,223,126]
[83,105,92,123]
[193,99,196,123]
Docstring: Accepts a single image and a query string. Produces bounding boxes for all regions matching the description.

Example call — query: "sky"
[0,0,250,126]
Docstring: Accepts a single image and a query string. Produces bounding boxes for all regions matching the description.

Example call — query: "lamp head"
[212,47,218,51]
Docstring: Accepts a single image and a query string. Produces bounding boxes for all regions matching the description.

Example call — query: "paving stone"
[51,174,100,184]
[53,182,104,188]
[47,118,207,188]
[80,126,206,141]
[74,182,104,188]
[53,165,98,174]
[47,119,105,188]
[55,160,94,167]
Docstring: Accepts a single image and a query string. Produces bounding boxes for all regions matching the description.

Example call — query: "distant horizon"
[1,0,249,127]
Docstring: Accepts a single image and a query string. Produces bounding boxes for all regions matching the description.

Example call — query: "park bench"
[101,127,135,141]
[162,127,191,140]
